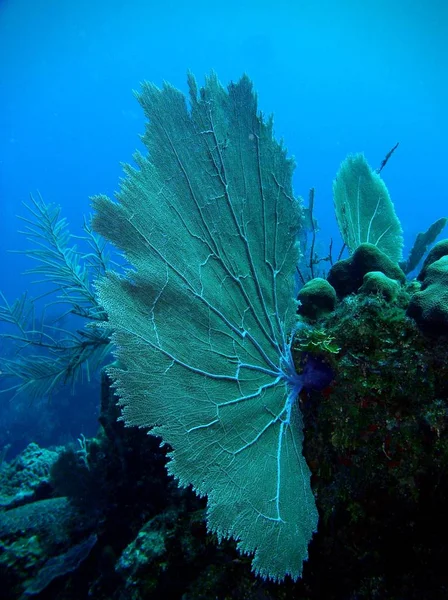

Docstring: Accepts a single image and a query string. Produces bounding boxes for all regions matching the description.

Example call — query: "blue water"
[1,0,447,452]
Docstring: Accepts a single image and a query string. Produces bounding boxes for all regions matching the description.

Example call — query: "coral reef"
[1,71,448,599]
[2,237,448,598]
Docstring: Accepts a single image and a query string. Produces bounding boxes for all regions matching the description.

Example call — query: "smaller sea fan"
[333,153,403,262]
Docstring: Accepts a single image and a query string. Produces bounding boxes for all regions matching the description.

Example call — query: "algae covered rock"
[417,239,448,281]
[358,271,400,301]
[327,243,405,298]
[408,253,448,334]
[298,278,337,320]
[0,443,59,509]
[300,290,448,599]
[0,496,90,596]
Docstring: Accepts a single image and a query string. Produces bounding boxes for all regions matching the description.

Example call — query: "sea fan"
[93,72,318,581]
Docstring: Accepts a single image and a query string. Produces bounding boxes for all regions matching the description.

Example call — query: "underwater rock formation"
[417,238,448,281]
[327,243,405,298]
[298,277,337,320]
[0,444,96,598]
[407,241,448,334]
[358,270,400,301]
[0,443,59,510]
